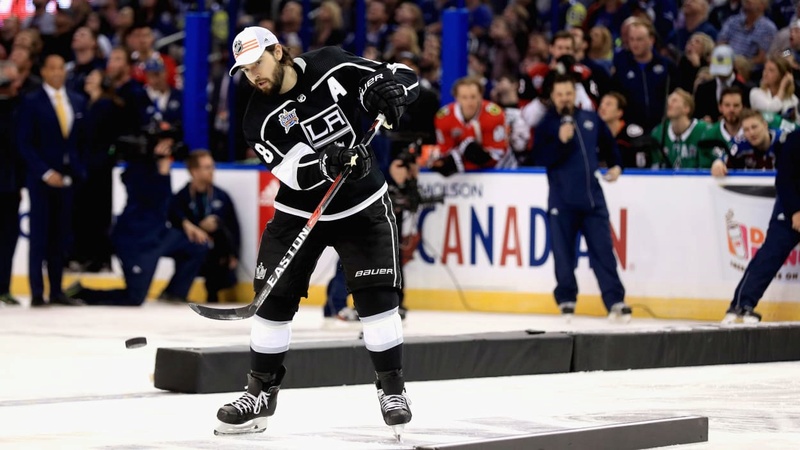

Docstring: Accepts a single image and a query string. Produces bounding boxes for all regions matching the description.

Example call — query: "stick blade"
[188,303,257,320]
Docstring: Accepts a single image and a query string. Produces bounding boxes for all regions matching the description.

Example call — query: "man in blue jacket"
[612,20,676,133]
[722,129,800,324]
[533,73,630,322]
[16,54,88,307]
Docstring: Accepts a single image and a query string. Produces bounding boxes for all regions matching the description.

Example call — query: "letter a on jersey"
[327,78,348,101]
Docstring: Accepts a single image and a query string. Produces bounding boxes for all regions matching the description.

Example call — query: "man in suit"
[694,45,752,122]
[16,54,88,307]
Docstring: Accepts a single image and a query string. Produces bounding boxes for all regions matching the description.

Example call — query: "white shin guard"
[360,307,404,352]
[250,316,292,354]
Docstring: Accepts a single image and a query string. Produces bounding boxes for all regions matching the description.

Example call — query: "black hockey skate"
[214,366,286,435]
[376,369,412,442]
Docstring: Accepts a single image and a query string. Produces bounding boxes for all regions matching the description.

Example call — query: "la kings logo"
[301,104,356,148]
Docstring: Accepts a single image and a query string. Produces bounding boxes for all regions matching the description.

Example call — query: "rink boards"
[155,322,800,394]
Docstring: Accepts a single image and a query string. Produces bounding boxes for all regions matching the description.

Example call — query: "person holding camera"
[532,73,629,322]
[65,132,208,306]
[17,54,88,307]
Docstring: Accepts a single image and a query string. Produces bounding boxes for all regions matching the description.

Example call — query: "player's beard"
[255,63,285,96]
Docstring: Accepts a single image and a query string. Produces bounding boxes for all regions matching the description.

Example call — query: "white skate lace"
[379,393,408,412]
[230,391,270,415]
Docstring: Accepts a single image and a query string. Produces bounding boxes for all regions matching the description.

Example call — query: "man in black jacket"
[694,45,752,122]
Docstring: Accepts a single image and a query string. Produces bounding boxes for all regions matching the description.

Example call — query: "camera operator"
[66,129,207,306]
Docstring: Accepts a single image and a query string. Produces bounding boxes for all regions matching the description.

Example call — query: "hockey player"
[214,26,418,439]
[711,109,784,177]
[650,88,713,169]
[598,91,655,169]
[722,127,800,323]
[431,76,507,176]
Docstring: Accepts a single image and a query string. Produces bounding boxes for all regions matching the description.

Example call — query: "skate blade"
[391,424,405,443]
[214,417,268,435]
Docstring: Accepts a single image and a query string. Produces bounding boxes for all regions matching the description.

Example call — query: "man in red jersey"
[431,76,507,176]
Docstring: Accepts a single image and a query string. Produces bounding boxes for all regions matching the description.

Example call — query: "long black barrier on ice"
[154,323,800,394]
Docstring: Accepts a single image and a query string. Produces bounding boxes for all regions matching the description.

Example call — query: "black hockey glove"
[359,67,407,128]
[462,141,492,166]
[319,143,373,182]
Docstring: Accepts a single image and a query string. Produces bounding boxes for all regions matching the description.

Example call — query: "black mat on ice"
[154,323,800,393]
[154,331,573,393]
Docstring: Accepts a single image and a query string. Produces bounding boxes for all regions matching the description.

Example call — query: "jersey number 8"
[255,143,274,163]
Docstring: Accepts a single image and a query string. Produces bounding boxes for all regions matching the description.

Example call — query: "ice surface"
[1,303,799,449]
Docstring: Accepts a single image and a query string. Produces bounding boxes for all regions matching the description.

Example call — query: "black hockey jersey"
[242,47,420,219]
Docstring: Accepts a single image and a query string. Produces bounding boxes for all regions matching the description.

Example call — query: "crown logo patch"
[255,262,267,279]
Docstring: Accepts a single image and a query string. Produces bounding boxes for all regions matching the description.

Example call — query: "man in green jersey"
[701,86,796,170]
[651,88,714,168]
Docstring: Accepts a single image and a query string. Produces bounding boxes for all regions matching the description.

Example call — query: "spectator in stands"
[700,86,747,162]
[169,150,241,303]
[750,55,799,122]
[501,2,530,58]
[383,25,421,63]
[710,0,742,30]
[694,45,752,122]
[770,0,797,30]
[0,16,20,56]
[651,88,713,168]
[143,58,182,130]
[571,26,611,98]
[767,3,800,56]
[490,74,530,167]
[0,61,23,306]
[395,1,426,46]
[85,12,113,58]
[23,0,56,36]
[65,27,107,96]
[520,32,549,73]
[129,24,178,89]
[718,0,777,67]
[711,108,783,176]
[277,1,304,57]
[431,76,507,176]
[599,91,655,169]
[8,46,42,96]
[17,55,88,307]
[720,125,800,324]
[612,20,676,133]
[586,26,614,75]
[106,46,150,142]
[66,137,207,306]
[487,16,520,83]
[310,0,346,50]
[668,0,719,52]
[521,31,596,108]
[676,32,714,93]
[531,73,628,322]
[582,0,629,43]
[68,69,124,274]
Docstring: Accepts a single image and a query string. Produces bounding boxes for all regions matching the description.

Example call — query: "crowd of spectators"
[0,0,796,307]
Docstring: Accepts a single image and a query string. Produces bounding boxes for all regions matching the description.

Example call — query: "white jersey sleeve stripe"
[310,63,377,91]
[270,142,316,190]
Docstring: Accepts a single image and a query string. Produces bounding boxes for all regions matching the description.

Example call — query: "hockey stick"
[189,114,387,320]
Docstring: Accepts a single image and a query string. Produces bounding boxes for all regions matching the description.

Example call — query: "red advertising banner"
[258,171,279,240]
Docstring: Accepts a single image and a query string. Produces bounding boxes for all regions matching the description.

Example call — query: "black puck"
[125,337,147,349]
